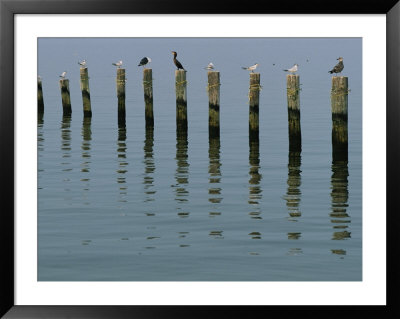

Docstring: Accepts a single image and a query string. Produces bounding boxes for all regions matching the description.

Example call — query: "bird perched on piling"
[138,57,151,68]
[329,57,344,75]
[78,59,86,67]
[283,64,298,74]
[204,62,215,70]
[171,51,186,71]
[242,63,259,73]
[112,60,123,68]
[59,71,67,79]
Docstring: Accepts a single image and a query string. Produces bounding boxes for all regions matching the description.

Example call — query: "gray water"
[38,38,362,281]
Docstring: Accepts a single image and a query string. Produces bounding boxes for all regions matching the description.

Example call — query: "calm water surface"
[38,38,362,281]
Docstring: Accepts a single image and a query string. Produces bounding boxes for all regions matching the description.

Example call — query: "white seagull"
[204,62,215,70]
[242,63,259,73]
[283,64,298,74]
[112,60,123,68]
[78,59,87,67]
[59,71,67,79]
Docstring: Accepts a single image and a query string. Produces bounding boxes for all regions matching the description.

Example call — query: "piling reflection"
[330,157,351,243]
[38,114,44,153]
[117,123,128,203]
[61,116,72,196]
[208,135,222,217]
[174,126,190,218]
[81,118,92,205]
[38,114,44,188]
[143,125,156,206]
[285,150,302,221]
[248,136,262,219]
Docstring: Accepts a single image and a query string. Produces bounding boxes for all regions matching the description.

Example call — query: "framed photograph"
[1,0,398,317]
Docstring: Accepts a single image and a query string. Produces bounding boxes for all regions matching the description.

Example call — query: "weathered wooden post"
[331,76,349,161]
[208,71,220,138]
[143,68,154,127]
[117,68,126,125]
[249,73,261,140]
[59,79,72,116]
[80,67,92,117]
[286,74,301,152]
[38,77,44,114]
[175,70,187,130]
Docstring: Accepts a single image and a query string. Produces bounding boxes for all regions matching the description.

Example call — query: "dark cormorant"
[138,57,151,68]
[172,51,185,71]
[329,57,344,75]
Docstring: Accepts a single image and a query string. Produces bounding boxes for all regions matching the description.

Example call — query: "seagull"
[78,59,86,67]
[112,60,123,68]
[242,63,259,73]
[329,57,344,76]
[171,51,186,71]
[59,71,67,79]
[283,64,299,74]
[138,57,151,68]
[204,62,215,70]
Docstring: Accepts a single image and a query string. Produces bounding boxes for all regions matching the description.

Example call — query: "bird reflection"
[248,136,262,219]
[208,135,222,217]
[116,123,128,203]
[143,125,156,205]
[80,118,92,205]
[173,126,190,218]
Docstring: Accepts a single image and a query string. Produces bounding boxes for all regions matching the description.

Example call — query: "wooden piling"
[38,77,44,114]
[249,73,261,140]
[286,74,301,152]
[117,68,126,125]
[59,79,72,116]
[175,70,187,130]
[80,67,92,117]
[208,71,220,138]
[143,68,154,127]
[331,76,349,161]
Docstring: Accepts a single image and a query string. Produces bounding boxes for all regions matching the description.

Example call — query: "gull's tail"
[242,67,248,70]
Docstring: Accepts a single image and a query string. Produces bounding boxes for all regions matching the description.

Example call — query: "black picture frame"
[1,0,399,317]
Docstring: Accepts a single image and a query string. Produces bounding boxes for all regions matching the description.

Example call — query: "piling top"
[175,69,187,76]
[331,76,348,92]
[207,71,220,82]
[250,72,260,81]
